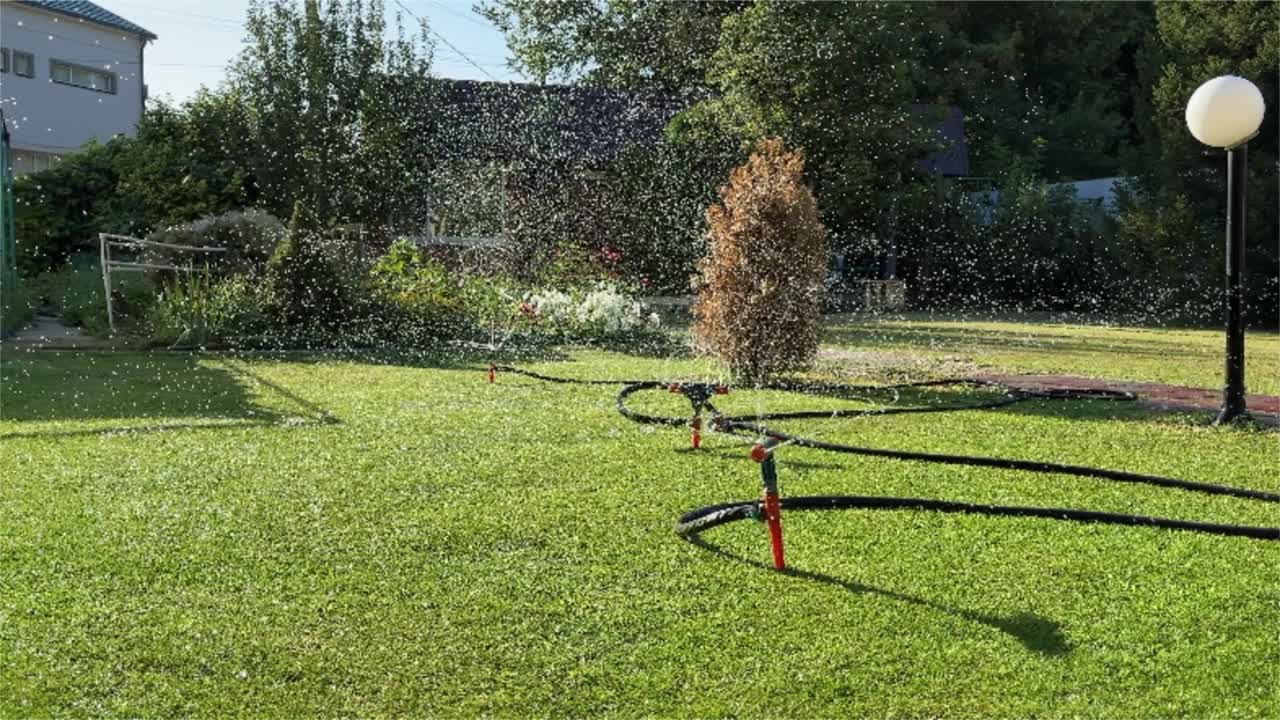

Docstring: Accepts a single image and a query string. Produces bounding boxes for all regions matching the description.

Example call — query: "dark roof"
[433,79,970,176]
[16,1,157,40]
[432,79,694,164]
[914,105,970,177]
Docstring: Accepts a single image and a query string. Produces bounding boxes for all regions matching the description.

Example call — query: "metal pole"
[100,234,115,334]
[1216,144,1248,425]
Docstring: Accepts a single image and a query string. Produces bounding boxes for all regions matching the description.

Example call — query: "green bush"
[142,209,284,281]
[29,258,155,336]
[264,202,347,327]
[12,139,135,275]
[1,285,39,337]
[147,271,267,347]
[361,239,471,346]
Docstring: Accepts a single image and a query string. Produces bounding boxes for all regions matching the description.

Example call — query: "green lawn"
[824,313,1280,394]
[2,318,1278,717]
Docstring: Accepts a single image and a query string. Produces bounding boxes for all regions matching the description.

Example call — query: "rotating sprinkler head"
[667,382,731,450]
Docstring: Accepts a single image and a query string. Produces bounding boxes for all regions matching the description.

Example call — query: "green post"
[0,109,16,303]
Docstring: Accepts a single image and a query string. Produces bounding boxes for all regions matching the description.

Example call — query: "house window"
[13,51,34,78]
[10,150,61,176]
[1,48,9,73]
[50,60,116,93]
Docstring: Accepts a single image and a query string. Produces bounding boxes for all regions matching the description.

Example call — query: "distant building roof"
[913,105,970,177]
[432,79,695,165]
[15,0,157,40]
[434,79,970,176]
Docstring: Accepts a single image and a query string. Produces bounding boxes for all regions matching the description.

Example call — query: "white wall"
[0,2,146,155]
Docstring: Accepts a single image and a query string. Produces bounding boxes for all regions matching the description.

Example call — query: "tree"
[113,91,255,229]
[1134,0,1279,322]
[693,139,826,382]
[919,2,1154,181]
[476,0,743,90]
[232,0,435,228]
[265,200,346,326]
[690,1,941,266]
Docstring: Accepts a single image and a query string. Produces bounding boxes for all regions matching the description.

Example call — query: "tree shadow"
[214,340,572,372]
[684,534,1070,657]
[0,350,340,438]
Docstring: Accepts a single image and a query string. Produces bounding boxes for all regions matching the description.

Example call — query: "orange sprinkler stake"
[763,490,785,570]
[488,364,496,384]
[690,416,702,449]
[754,439,785,569]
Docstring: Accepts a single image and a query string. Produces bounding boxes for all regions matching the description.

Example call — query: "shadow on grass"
[0,350,340,439]
[684,535,1070,657]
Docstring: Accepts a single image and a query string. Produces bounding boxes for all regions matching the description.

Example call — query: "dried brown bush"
[693,138,827,383]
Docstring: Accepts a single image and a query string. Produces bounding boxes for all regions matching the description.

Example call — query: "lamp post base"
[1213,404,1251,427]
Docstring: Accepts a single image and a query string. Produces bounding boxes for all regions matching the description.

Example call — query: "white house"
[0,0,154,175]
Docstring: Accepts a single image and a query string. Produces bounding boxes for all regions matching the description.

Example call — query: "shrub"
[30,257,155,336]
[692,138,827,383]
[12,139,134,275]
[142,209,284,280]
[1,285,39,337]
[147,271,267,347]
[264,202,347,327]
[361,239,471,346]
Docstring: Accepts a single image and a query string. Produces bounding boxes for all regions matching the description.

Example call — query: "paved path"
[980,372,1280,426]
[0,314,96,350]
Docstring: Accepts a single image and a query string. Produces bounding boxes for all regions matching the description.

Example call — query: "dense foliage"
[265,202,350,327]
[486,0,1278,323]
[9,0,1277,331]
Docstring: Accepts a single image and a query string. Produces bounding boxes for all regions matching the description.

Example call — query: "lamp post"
[1185,76,1266,425]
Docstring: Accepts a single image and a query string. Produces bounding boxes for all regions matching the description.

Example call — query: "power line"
[420,0,493,30]
[391,0,497,81]
[108,0,244,27]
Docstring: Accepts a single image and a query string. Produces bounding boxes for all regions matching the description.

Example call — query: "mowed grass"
[1,318,1278,717]
[824,313,1280,394]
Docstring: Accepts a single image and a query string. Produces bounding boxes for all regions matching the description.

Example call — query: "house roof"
[432,79,695,165]
[434,79,970,176]
[913,105,970,177]
[15,1,157,40]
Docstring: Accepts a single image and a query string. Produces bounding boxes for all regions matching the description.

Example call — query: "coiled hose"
[490,365,1280,545]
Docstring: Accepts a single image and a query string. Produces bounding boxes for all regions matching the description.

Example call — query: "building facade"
[0,0,154,175]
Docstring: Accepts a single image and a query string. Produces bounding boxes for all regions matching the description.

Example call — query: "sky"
[103,0,524,104]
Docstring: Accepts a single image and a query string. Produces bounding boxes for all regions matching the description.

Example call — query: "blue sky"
[104,0,523,104]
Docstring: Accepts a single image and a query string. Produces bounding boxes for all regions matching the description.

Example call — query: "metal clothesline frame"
[99,232,226,333]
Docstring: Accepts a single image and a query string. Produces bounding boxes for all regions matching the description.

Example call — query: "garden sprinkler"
[750,436,786,570]
[488,362,496,384]
[667,382,730,449]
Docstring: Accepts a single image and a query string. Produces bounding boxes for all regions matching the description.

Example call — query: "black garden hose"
[489,364,1280,542]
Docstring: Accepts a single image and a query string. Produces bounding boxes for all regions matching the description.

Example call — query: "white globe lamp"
[1185,75,1265,148]
[1185,75,1266,424]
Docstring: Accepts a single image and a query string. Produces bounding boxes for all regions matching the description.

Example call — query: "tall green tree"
[1124,0,1279,321]
[477,0,742,89]
[232,0,435,226]
[920,2,1154,181]
[689,1,942,262]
